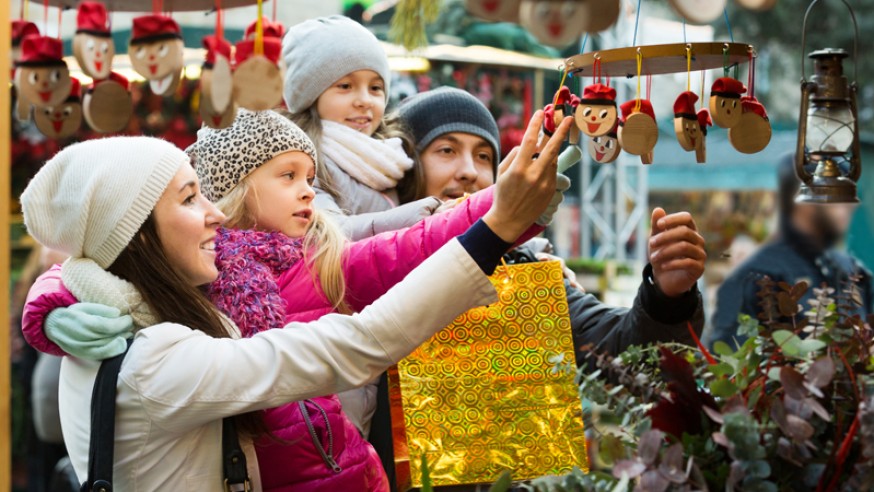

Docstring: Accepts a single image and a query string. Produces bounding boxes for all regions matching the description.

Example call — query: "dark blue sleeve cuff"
[458,219,514,275]
[640,263,699,324]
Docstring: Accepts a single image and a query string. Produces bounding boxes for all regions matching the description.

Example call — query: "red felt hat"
[245,16,285,39]
[76,1,111,36]
[90,71,130,91]
[202,35,232,67]
[619,99,655,123]
[553,86,572,105]
[673,91,699,119]
[569,93,581,107]
[710,77,746,98]
[130,14,182,44]
[12,20,39,46]
[741,96,768,119]
[66,77,82,101]
[234,37,282,66]
[542,103,557,135]
[16,35,65,66]
[697,108,712,135]
[582,83,616,103]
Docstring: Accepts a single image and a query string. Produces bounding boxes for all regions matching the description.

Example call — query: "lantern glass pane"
[805,103,855,154]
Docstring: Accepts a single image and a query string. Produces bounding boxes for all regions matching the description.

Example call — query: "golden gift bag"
[389,260,589,489]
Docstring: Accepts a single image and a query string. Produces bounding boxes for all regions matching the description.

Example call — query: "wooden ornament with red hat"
[244,16,285,40]
[14,35,72,108]
[695,108,712,163]
[673,91,701,152]
[233,12,284,111]
[73,2,115,80]
[541,86,579,145]
[11,20,40,122]
[728,96,771,154]
[576,82,617,137]
[34,77,82,139]
[709,77,746,128]
[518,0,590,48]
[200,35,236,129]
[83,71,133,133]
[588,121,621,164]
[464,0,521,23]
[617,98,658,164]
[128,13,184,96]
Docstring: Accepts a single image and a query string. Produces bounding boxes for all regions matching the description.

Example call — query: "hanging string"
[634,48,643,112]
[646,74,652,101]
[57,7,62,39]
[685,45,692,93]
[632,0,642,47]
[723,8,734,43]
[579,33,589,54]
[255,0,264,55]
[722,45,730,78]
[43,0,48,34]
[215,0,223,40]
[682,18,687,45]
[272,0,277,22]
[592,56,602,85]
[748,49,756,98]
[20,0,26,19]
[553,68,569,106]
[699,70,706,108]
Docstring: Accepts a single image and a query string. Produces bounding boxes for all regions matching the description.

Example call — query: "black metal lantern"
[794,0,861,204]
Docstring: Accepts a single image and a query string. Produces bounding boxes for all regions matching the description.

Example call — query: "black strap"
[222,418,251,491]
[81,344,130,492]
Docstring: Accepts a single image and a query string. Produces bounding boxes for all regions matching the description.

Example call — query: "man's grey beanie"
[395,87,500,170]
[281,15,391,114]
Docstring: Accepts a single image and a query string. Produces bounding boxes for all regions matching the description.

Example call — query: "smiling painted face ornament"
[128,14,184,96]
[618,98,658,164]
[588,121,620,164]
[673,91,702,152]
[14,35,72,109]
[73,2,115,80]
[519,0,589,47]
[709,77,746,129]
[34,77,82,139]
[576,83,617,137]
[464,0,522,22]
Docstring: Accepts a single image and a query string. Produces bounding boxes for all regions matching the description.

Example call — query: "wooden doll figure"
[588,122,621,164]
[11,20,40,121]
[464,0,522,22]
[673,91,701,152]
[729,96,772,154]
[695,109,712,164]
[244,16,285,40]
[232,35,284,111]
[14,35,72,108]
[542,86,580,145]
[576,83,617,138]
[82,71,132,133]
[34,77,82,139]
[128,14,184,96]
[617,99,658,164]
[73,2,114,80]
[199,35,235,129]
[709,77,746,128]
[519,0,589,47]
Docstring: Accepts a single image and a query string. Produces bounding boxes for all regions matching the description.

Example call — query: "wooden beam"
[1,2,13,490]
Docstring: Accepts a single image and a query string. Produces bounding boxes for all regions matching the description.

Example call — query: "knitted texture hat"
[281,15,390,113]
[395,87,500,169]
[21,137,185,268]
[189,109,318,203]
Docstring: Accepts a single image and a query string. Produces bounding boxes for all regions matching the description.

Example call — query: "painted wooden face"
[617,112,658,157]
[588,133,620,163]
[519,0,588,47]
[674,116,701,152]
[729,112,772,154]
[14,65,72,107]
[83,79,132,133]
[709,95,742,129]
[232,56,284,111]
[129,38,183,83]
[575,103,617,137]
[33,101,82,138]
[200,67,236,130]
[200,56,233,114]
[73,34,115,80]
[465,0,521,22]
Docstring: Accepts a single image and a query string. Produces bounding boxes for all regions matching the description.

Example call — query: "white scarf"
[62,257,159,328]
[319,120,413,191]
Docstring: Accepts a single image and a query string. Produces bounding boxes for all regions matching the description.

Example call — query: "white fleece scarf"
[320,120,414,191]
[62,257,159,328]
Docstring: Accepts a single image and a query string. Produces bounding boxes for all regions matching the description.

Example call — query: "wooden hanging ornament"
[83,71,132,133]
[73,2,114,80]
[708,77,746,128]
[14,35,72,108]
[128,14,184,96]
[11,20,40,122]
[580,0,620,33]
[728,96,771,154]
[34,77,82,139]
[232,33,284,111]
[588,121,621,164]
[695,108,712,163]
[519,0,589,48]
[199,35,235,129]
[618,99,658,164]
[464,0,521,22]
[576,83,617,137]
[541,86,579,145]
[673,91,701,152]
[244,16,285,40]
[667,0,728,24]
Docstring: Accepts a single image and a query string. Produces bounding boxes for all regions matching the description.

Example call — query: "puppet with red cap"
[695,108,712,163]
[73,2,114,80]
[11,20,39,72]
[245,16,285,40]
[128,14,184,96]
[34,77,82,139]
[83,71,133,133]
[729,96,771,154]
[709,77,746,128]
[673,91,702,152]
[542,86,579,143]
[576,83,617,137]
[200,35,235,129]
[233,30,284,111]
[618,98,658,164]
[519,0,590,47]
[588,121,621,164]
[464,0,521,22]
[14,35,72,108]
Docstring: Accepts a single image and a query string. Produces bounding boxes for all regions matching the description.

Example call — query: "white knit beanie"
[21,137,186,268]
[281,15,391,113]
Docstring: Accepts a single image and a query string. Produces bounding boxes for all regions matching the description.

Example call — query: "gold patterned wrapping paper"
[389,260,589,488]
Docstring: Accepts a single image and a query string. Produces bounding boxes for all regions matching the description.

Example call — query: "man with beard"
[710,152,873,349]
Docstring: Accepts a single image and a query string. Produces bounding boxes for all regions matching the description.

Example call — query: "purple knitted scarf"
[207,227,305,338]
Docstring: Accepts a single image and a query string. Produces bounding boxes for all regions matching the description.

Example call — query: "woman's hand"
[484,110,573,242]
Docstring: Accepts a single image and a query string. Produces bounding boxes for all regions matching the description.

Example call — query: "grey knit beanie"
[281,15,391,113]
[395,87,500,170]
[188,108,318,203]
[21,137,185,269]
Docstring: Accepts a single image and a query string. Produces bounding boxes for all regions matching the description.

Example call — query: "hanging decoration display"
[233,4,285,111]
[696,108,712,163]
[576,84,617,138]
[14,35,72,109]
[83,71,133,133]
[33,77,82,139]
[128,14,185,96]
[709,77,746,128]
[73,2,114,80]
[200,35,235,129]
[11,19,39,74]
[616,51,657,164]
[541,86,580,145]
[463,0,521,23]
[588,122,621,164]
[518,0,619,48]
[673,91,701,152]
[729,52,771,154]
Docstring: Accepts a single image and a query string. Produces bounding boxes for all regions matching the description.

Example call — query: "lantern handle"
[800,0,858,84]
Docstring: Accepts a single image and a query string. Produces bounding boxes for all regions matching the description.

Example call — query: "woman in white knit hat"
[19,112,571,489]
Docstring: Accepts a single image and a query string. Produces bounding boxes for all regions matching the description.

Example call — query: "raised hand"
[648,207,706,297]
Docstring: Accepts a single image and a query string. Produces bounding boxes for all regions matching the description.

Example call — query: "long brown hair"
[107,215,265,436]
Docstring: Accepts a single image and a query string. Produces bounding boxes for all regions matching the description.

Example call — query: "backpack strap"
[222,418,251,491]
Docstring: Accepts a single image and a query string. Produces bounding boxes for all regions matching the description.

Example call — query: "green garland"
[389,0,441,51]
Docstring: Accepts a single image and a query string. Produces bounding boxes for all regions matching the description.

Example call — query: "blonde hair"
[280,106,424,205]
[216,178,350,313]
